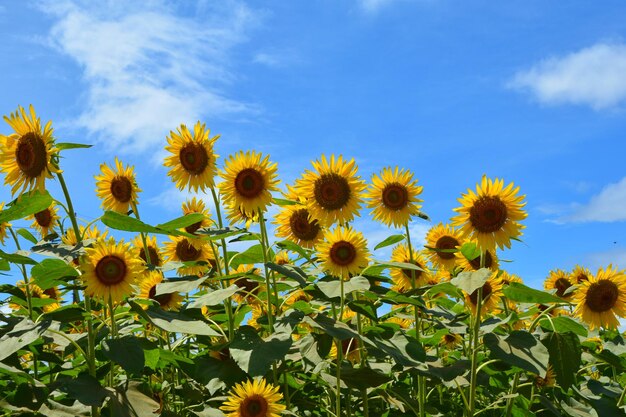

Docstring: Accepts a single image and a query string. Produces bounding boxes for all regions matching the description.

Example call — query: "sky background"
[1,0,625,291]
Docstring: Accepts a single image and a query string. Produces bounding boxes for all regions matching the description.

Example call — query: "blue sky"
[1,0,626,289]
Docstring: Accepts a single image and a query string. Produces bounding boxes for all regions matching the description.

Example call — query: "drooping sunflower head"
[425,223,464,271]
[226,203,260,229]
[138,271,183,311]
[163,236,212,276]
[390,243,432,292]
[451,176,527,252]
[366,166,423,228]
[27,202,60,239]
[273,205,323,249]
[80,238,143,304]
[131,234,163,268]
[544,269,574,299]
[181,197,213,234]
[573,265,626,330]
[219,151,280,217]
[440,332,463,349]
[220,378,286,417]
[95,157,141,214]
[164,122,219,192]
[296,154,366,226]
[455,243,500,272]
[274,251,291,266]
[571,265,592,285]
[316,226,370,279]
[61,224,108,247]
[0,203,10,244]
[0,105,61,195]
[464,270,504,316]
[233,264,265,304]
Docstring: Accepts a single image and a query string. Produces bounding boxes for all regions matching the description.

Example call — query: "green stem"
[336,277,345,417]
[259,210,280,317]
[257,210,276,332]
[618,384,626,407]
[356,304,369,417]
[9,227,34,320]
[468,286,483,417]
[130,202,153,266]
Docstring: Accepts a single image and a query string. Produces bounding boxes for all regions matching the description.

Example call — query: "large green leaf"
[304,315,360,340]
[182,355,247,394]
[543,331,580,389]
[0,249,38,265]
[368,332,425,366]
[275,240,311,261]
[229,326,292,377]
[229,244,267,268]
[16,228,38,244]
[316,276,370,299]
[101,211,199,237]
[374,234,405,250]
[129,301,220,336]
[31,258,78,289]
[0,318,51,361]
[0,190,52,223]
[42,305,87,323]
[347,299,378,321]
[503,282,563,304]
[340,366,392,390]
[450,268,491,294]
[265,262,309,287]
[56,142,93,150]
[187,285,239,309]
[540,316,587,337]
[154,276,205,296]
[483,331,549,374]
[57,374,110,407]
[102,336,145,375]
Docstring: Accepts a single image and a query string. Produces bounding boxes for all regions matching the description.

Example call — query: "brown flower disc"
[15,132,47,179]
[469,196,508,233]
[314,173,351,210]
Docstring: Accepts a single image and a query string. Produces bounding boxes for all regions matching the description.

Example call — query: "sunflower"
[296,154,366,226]
[425,223,464,271]
[573,265,626,330]
[247,303,265,329]
[226,204,259,229]
[163,236,212,276]
[571,265,592,284]
[329,338,361,363]
[534,366,556,388]
[164,122,219,192]
[61,224,108,246]
[283,289,311,309]
[138,271,183,310]
[219,151,280,217]
[440,333,463,349]
[389,244,431,292]
[386,315,413,329]
[0,203,10,244]
[0,105,61,195]
[131,235,163,268]
[499,270,523,286]
[451,176,527,252]
[274,205,323,249]
[365,167,423,228]
[181,197,213,234]
[544,269,574,299]
[316,226,370,279]
[275,251,291,266]
[95,157,141,214]
[11,281,61,313]
[80,238,143,303]
[455,244,500,272]
[220,378,285,417]
[27,202,60,239]
[464,270,504,316]
[233,264,265,304]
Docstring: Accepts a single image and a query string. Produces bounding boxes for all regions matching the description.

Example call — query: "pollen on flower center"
[139,246,161,267]
[314,173,351,211]
[554,278,572,297]
[469,196,508,233]
[241,394,268,417]
[179,143,209,174]
[585,280,619,313]
[95,255,127,285]
[16,132,47,178]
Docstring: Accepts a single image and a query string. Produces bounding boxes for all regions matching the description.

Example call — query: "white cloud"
[253,52,283,68]
[586,248,626,270]
[509,42,626,109]
[562,177,626,223]
[39,0,258,154]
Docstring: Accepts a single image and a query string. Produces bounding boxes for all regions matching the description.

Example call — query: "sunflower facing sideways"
[274,204,323,249]
[544,269,574,299]
[425,223,464,271]
[95,157,141,214]
[163,236,213,276]
[571,265,592,284]
[164,122,219,192]
[0,203,10,244]
[464,270,504,316]
[316,226,370,279]
[138,271,183,311]
[366,166,423,228]
[27,202,60,239]
[61,224,108,246]
[131,234,163,268]
[455,242,500,272]
[220,378,286,417]
[0,105,61,195]
[389,243,431,292]
[573,265,626,330]
[181,197,213,234]
[296,154,366,226]
[80,238,143,304]
[451,176,527,252]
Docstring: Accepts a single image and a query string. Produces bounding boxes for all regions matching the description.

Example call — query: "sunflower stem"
[130,202,153,266]
[335,276,345,417]
[468,285,483,417]
[355,299,369,417]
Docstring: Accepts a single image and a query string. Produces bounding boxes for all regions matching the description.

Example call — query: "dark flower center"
[329,241,357,266]
[554,278,572,298]
[469,196,508,233]
[95,255,127,285]
[148,285,174,307]
[110,176,133,203]
[382,183,409,210]
[469,250,494,270]
[289,208,320,241]
[575,273,589,284]
[235,278,260,295]
[585,280,619,313]
[443,334,458,344]
[34,208,52,228]
[314,173,351,211]
[240,394,268,417]
[179,143,209,174]
[435,236,459,260]
[401,261,423,281]
[469,281,493,305]
[16,132,47,179]
[235,168,265,199]
[175,239,201,262]
[185,221,203,234]
[139,246,161,267]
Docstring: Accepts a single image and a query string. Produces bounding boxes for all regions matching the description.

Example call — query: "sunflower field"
[0,104,625,417]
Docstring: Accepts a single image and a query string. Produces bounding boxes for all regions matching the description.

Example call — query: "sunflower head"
[455,242,500,272]
[0,105,61,195]
[27,202,60,239]
[571,265,592,285]
[534,366,556,389]
[316,226,370,279]
[544,269,574,299]
[61,224,108,247]
[138,271,183,311]
[451,176,527,252]
[366,167,423,228]
[573,265,626,330]
[440,332,463,349]
[11,281,61,313]
[295,154,366,226]
[219,151,280,218]
[181,197,213,234]
[498,270,523,286]
[390,243,431,292]
[226,204,260,229]
[95,157,141,214]
[0,202,10,244]
[131,235,163,268]
[163,236,212,276]
[330,338,361,363]
[273,205,323,249]
[80,238,143,303]
[164,122,219,192]
[425,223,464,271]
[464,270,504,316]
[220,379,286,417]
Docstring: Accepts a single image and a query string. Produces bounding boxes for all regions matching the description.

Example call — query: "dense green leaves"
[229,326,292,377]
[102,336,146,375]
[101,211,202,237]
[503,282,563,304]
[0,191,53,224]
[543,331,581,389]
[451,268,491,294]
[483,331,549,374]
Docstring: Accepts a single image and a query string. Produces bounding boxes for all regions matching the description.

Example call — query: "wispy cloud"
[509,42,626,110]
[560,177,626,223]
[358,0,397,13]
[39,0,259,154]
[586,248,626,270]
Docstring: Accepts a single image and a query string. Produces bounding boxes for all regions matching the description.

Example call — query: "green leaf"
[539,316,588,337]
[0,318,51,361]
[0,249,38,265]
[483,331,549,374]
[340,367,392,390]
[229,244,267,268]
[460,242,481,261]
[304,315,360,340]
[229,326,292,377]
[266,262,309,287]
[56,142,93,150]
[154,276,205,296]
[374,234,405,250]
[450,268,491,294]
[42,305,87,323]
[129,300,220,336]
[16,228,38,244]
[182,356,247,394]
[101,211,195,237]
[276,240,312,261]
[187,285,239,309]
[31,258,78,289]
[0,190,52,224]
[503,282,563,304]
[0,259,9,271]
[156,213,204,231]
[102,336,145,375]
[369,332,425,366]
[316,276,371,299]
[347,300,378,321]
[57,374,110,407]
[543,331,581,389]
[272,198,298,206]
